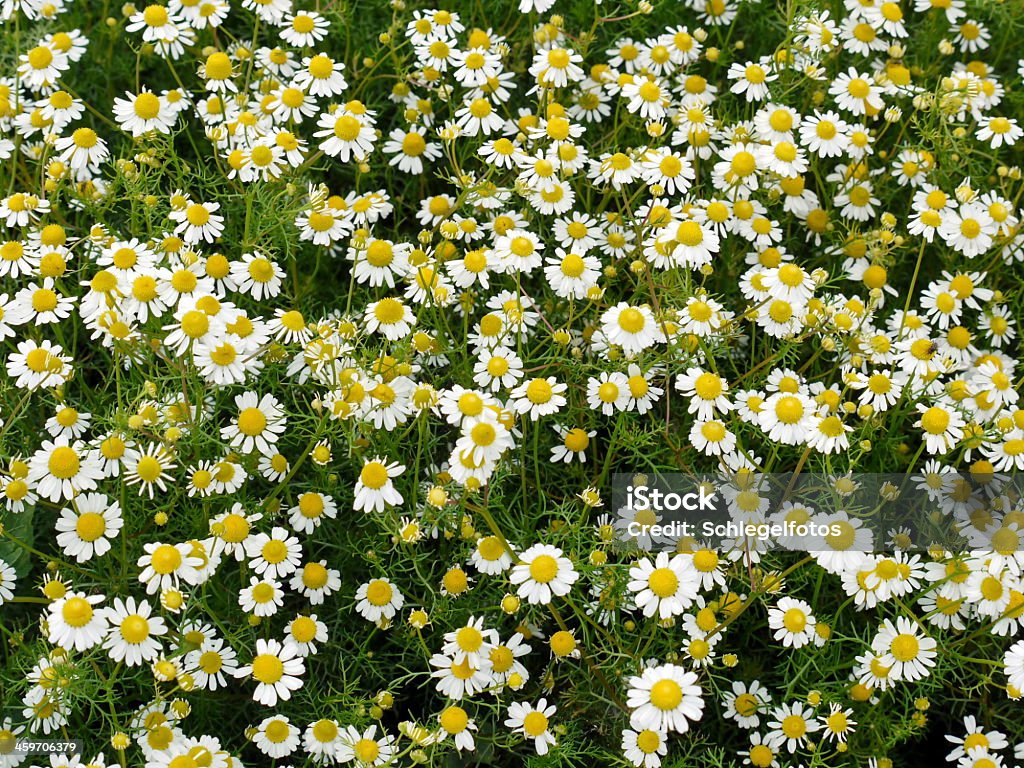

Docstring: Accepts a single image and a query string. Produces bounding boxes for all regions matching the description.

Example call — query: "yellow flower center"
[251,654,284,683]
[649,679,683,710]
[28,45,54,69]
[373,298,405,324]
[365,579,393,606]
[847,78,870,99]
[150,544,182,574]
[134,92,161,119]
[890,633,920,662]
[648,567,679,597]
[734,693,759,717]
[48,446,79,478]
[62,596,93,627]
[781,714,807,739]
[76,512,106,542]
[204,52,232,80]
[360,462,389,489]
[522,711,549,736]
[120,615,150,644]
[528,554,558,583]
[782,607,806,633]
[440,706,468,734]
[920,407,950,435]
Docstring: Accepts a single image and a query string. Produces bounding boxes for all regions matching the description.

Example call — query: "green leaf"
[0,505,36,578]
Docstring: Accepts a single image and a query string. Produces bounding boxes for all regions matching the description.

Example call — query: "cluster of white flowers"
[3,0,1024,766]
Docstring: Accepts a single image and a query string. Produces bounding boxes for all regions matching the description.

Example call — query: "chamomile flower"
[473,346,524,391]
[279,11,330,47]
[456,97,505,135]
[315,106,376,160]
[916,403,965,454]
[295,54,348,97]
[291,560,341,605]
[235,638,306,707]
[767,597,817,648]
[601,302,665,357]
[766,702,820,753]
[185,636,238,691]
[1004,639,1024,693]
[222,392,286,455]
[113,90,178,135]
[336,725,394,766]
[438,705,477,752]
[675,368,732,420]
[18,44,70,91]
[28,439,102,502]
[722,680,771,729]
[662,218,719,269]
[871,616,937,681]
[529,47,584,89]
[382,127,441,174]
[505,699,558,755]
[728,60,777,102]
[758,392,816,446]
[356,578,404,624]
[286,613,328,657]
[354,457,405,513]
[829,67,883,116]
[544,249,601,299]
[245,527,302,580]
[137,541,202,595]
[511,377,568,420]
[170,200,225,244]
[232,251,285,300]
[587,372,631,415]
[628,552,701,619]
[287,492,337,534]
[55,127,109,175]
[0,560,15,606]
[101,596,167,666]
[470,535,515,575]
[253,715,301,759]
[365,297,416,340]
[123,444,176,498]
[510,544,579,604]
[626,664,705,734]
[47,591,107,652]
[691,419,738,456]
[55,493,123,562]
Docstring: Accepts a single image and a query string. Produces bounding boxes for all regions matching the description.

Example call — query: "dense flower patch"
[1,0,1024,766]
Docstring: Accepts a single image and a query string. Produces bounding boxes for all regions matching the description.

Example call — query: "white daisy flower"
[767,596,817,648]
[601,302,665,357]
[870,616,937,681]
[101,596,167,666]
[253,715,300,759]
[626,663,704,734]
[55,493,123,562]
[505,699,558,755]
[279,10,330,47]
[628,552,701,619]
[221,392,287,455]
[355,577,405,623]
[354,457,405,513]
[245,526,302,580]
[47,591,107,652]
[510,544,579,604]
[235,637,306,706]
